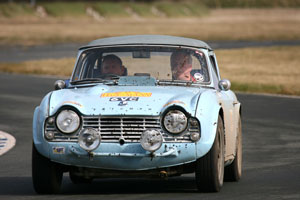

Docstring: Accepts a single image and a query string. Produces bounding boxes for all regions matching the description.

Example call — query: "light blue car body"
[33,35,241,172]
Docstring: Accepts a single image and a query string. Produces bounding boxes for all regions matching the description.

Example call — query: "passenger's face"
[172,54,192,81]
[102,59,123,75]
[175,66,192,80]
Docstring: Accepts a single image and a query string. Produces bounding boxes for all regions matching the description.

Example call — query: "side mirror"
[218,79,231,91]
[54,80,66,90]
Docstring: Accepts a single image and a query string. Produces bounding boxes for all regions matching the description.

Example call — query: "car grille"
[45,116,194,143]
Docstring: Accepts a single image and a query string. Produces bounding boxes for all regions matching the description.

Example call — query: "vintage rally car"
[32,35,242,194]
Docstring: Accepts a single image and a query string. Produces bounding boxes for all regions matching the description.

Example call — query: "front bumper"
[70,145,178,157]
[47,142,197,170]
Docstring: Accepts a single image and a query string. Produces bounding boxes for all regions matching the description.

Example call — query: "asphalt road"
[0,73,300,199]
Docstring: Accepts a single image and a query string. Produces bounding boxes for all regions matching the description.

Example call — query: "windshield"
[72,46,210,84]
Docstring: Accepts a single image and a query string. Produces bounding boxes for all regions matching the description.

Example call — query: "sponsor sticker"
[110,97,139,102]
[195,51,204,56]
[193,73,204,82]
[101,91,152,97]
[53,147,65,154]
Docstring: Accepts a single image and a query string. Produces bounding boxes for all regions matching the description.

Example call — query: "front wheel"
[32,144,63,194]
[224,116,242,181]
[195,116,225,192]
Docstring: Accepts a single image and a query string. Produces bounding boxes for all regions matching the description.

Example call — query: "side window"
[209,55,219,89]
[81,54,96,79]
[72,53,86,81]
[209,55,219,79]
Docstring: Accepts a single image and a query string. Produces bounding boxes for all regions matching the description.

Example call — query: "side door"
[209,52,236,160]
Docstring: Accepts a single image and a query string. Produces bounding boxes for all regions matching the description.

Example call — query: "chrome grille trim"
[45,116,195,143]
[82,116,161,142]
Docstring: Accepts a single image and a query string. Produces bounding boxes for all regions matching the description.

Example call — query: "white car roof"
[80,35,212,50]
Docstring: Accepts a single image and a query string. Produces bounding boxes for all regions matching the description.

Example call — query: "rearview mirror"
[132,51,150,58]
[218,79,231,91]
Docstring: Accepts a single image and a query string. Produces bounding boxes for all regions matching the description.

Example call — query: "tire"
[69,171,93,184]
[195,116,225,192]
[32,143,63,194]
[224,116,242,182]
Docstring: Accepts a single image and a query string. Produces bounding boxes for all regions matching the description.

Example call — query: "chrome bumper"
[70,145,179,157]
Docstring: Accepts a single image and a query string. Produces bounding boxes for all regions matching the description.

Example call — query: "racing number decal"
[109,97,139,106]
[101,91,152,106]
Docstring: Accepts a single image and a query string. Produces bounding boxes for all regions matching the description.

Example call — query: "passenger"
[170,52,195,81]
[101,54,126,76]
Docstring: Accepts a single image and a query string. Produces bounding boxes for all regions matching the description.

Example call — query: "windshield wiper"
[158,79,194,86]
[70,78,106,85]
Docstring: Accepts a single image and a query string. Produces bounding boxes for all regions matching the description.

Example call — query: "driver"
[101,54,126,76]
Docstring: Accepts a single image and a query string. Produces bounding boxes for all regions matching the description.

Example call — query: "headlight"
[163,110,187,134]
[56,110,80,134]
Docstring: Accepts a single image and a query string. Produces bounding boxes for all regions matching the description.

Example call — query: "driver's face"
[102,59,123,75]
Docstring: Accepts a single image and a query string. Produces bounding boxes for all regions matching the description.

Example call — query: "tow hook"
[159,170,168,179]
[88,151,94,161]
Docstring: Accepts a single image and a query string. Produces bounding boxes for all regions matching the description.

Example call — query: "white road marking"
[0,131,16,156]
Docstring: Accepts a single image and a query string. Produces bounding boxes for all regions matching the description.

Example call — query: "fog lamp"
[140,129,163,152]
[78,128,101,151]
[189,118,198,126]
[190,132,200,142]
[45,131,55,140]
[47,117,55,125]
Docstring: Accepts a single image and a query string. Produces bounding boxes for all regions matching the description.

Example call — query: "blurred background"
[0,0,300,95]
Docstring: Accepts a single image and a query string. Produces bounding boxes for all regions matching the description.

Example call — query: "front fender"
[32,92,52,158]
[195,90,221,158]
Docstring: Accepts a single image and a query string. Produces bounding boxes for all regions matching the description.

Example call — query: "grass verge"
[215,46,300,95]
[202,0,300,8]
[0,3,34,17]
[0,46,300,96]
[0,1,209,18]
[1,8,300,46]
[1,0,299,18]
[41,2,87,17]
[0,58,75,77]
